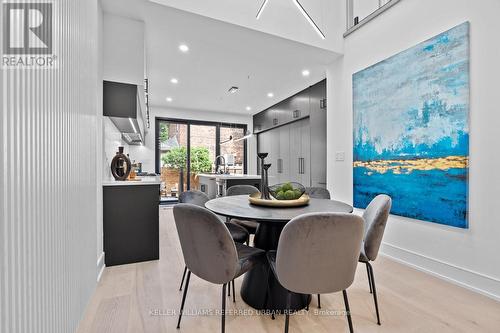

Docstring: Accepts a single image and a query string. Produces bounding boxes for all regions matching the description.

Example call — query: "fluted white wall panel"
[1,0,100,332]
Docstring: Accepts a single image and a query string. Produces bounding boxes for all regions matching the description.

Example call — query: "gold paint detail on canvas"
[353,156,468,174]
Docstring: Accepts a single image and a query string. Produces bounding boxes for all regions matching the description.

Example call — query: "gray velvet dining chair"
[226,185,260,235]
[359,194,392,325]
[304,186,331,309]
[267,212,364,333]
[305,187,331,200]
[173,204,265,333]
[178,190,249,302]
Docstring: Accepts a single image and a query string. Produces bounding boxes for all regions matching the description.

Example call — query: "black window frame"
[155,117,248,190]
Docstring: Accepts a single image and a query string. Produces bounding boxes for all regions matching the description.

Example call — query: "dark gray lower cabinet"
[103,184,159,266]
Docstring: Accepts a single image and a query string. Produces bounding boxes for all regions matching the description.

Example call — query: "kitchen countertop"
[103,176,161,186]
[197,173,261,180]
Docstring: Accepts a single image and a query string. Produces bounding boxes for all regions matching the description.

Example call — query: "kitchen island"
[103,177,161,266]
[197,174,261,198]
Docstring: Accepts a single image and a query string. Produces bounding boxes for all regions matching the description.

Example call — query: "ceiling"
[148,0,345,52]
[101,0,340,115]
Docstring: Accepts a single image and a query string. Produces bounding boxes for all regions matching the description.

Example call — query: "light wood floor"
[77,207,500,333]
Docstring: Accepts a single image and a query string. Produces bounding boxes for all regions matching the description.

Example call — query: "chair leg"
[232,280,236,303]
[342,290,354,333]
[366,262,381,325]
[317,294,321,309]
[366,263,373,294]
[228,280,231,297]
[222,284,227,333]
[179,266,187,291]
[284,292,292,333]
[177,270,191,329]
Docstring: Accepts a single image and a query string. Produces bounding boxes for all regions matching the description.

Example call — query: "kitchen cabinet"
[103,80,147,145]
[253,83,312,134]
[290,89,310,121]
[309,81,327,188]
[257,129,279,185]
[289,119,310,185]
[278,125,290,185]
[103,182,160,266]
[256,79,326,189]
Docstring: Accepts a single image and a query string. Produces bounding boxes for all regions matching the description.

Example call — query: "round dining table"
[205,195,353,312]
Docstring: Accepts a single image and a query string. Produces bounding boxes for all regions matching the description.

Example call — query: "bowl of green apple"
[269,182,305,200]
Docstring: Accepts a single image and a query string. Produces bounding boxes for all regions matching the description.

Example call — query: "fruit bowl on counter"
[248,182,310,207]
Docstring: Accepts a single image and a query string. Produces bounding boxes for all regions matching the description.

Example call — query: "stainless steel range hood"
[103,81,147,145]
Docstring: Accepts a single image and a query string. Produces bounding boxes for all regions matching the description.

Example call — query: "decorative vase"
[111,146,131,181]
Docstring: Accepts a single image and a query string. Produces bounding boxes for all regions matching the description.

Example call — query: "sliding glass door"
[189,124,217,190]
[158,121,188,198]
[220,125,245,175]
[155,118,247,197]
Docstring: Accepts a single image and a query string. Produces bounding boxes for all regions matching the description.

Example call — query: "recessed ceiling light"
[166,97,173,102]
[302,69,310,76]
[170,78,178,84]
[267,92,274,98]
[179,44,189,52]
[246,106,252,111]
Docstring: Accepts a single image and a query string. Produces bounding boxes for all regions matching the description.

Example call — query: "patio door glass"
[189,124,216,191]
[158,121,188,199]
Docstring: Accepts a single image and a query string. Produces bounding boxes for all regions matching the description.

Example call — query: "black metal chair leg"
[179,266,187,291]
[228,280,231,297]
[232,280,236,303]
[317,294,321,308]
[366,263,373,294]
[342,290,354,333]
[284,292,292,333]
[177,270,191,329]
[367,262,381,325]
[222,284,227,333]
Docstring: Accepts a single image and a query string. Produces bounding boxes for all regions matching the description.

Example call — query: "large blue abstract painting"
[353,23,469,228]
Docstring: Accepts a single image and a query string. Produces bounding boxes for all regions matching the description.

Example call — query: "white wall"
[353,0,380,22]
[0,1,101,332]
[129,106,257,174]
[103,118,130,180]
[327,0,500,300]
[103,13,145,84]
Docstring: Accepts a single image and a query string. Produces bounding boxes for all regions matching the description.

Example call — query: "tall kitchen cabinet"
[255,80,327,188]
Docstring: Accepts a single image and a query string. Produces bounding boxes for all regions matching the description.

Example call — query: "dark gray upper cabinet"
[253,112,265,132]
[103,81,137,118]
[290,89,310,120]
[103,80,146,145]
[253,79,324,134]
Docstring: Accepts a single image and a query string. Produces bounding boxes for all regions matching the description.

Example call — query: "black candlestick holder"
[257,153,269,199]
[262,163,272,200]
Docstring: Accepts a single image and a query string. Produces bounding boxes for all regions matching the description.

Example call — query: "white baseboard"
[380,242,500,302]
[96,252,105,282]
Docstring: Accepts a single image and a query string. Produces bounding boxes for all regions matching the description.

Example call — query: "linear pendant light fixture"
[256,0,326,40]
[234,130,253,142]
[292,0,326,39]
[256,0,269,19]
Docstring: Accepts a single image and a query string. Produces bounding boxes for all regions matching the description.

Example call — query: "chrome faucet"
[215,155,227,174]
